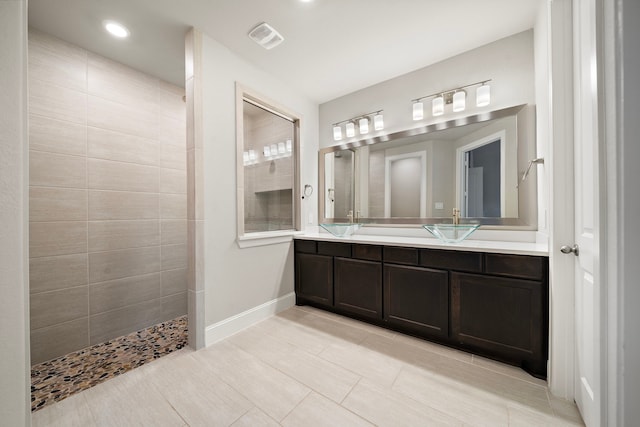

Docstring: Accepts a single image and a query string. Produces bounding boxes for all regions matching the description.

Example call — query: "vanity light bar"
[411,79,491,120]
[332,110,384,141]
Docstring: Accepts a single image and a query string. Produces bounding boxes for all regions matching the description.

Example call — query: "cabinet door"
[334,257,382,319]
[384,264,449,338]
[295,253,333,307]
[451,272,545,369]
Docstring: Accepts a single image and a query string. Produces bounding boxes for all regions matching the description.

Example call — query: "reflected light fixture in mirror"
[452,90,466,112]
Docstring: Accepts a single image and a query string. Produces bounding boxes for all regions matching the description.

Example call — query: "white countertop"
[295,232,549,256]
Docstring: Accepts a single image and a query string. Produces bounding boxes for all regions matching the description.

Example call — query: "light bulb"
[333,125,342,141]
[270,144,278,157]
[243,151,249,164]
[359,118,369,134]
[104,21,130,38]
[278,142,286,154]
[452,91,466,112]
[432,96,444,116]
[412,101,424,121]
[345,121,356,138]
[476,84,491,107]
[263,146,271,157]
[286,139,292,152]
[249,150,256,161]
[374,113,384,131]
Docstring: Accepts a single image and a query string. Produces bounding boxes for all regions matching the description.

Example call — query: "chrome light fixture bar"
[411,79,491,120]
[332,110,384,141]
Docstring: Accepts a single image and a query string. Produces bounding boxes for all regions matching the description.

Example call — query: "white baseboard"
[204,292,296,346]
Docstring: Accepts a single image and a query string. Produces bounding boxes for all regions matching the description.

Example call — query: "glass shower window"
[240,98,298,234]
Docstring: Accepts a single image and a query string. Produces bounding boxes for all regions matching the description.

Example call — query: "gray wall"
[0,1,31,424]
[28,30,187,364]
[319,30,535,148]
[198,32,319,333]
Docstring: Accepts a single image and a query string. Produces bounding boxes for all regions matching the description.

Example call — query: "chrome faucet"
[452,208,460,225]
[347,210,354,223]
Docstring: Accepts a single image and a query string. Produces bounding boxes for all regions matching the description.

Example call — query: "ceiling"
[28,0,542,104]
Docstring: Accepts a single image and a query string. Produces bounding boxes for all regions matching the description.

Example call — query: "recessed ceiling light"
[104,20,130,38]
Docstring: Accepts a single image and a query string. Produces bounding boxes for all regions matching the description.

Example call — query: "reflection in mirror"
[319,104,536,227]
[324,149,354,219]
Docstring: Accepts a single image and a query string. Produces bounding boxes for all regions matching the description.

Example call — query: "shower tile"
[88,220,160,252]
[159,116,186,147]
[29,78,87,125]
[161,292,187,319]
[30,150,86,189]
[29,253,88,294]
[161,268,187,296]
[30,286,89,330]
[89,273,161,315]
[30,187,87,222]
[88,95,158,140]
[160,168,187,194]
[29,221,87,258]
[88,158,159,193]
[160,194,187,219]
[89,190,159,220]
[30,318,89,365]
[88,53,158,111]
[161,220,187,245]
[161,244,187,270]
[88,127,158,166]
[160,143,186,170]
[28,30,87,93]
[29,114,86,156]
[89,299,163,344]
[158,83,186,122]
[89,246,161,283]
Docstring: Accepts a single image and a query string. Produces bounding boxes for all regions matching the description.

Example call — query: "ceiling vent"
[248,22,284,50]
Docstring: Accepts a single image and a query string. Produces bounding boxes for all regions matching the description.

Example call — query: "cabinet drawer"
[484,254,545,280]
[317,241,351,257]
[420,249,482,273]
[383,246,419,265]
[295,239,316,254]
[353,244,382,261]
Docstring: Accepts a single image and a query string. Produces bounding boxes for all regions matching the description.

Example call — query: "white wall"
[0,0,31,425]
[319,30,535,148]
[198,33,318,337]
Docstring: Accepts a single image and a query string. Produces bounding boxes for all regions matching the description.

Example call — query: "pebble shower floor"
[30,316,188,412]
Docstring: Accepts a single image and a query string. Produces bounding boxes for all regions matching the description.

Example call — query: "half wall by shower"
[28,30,187,364]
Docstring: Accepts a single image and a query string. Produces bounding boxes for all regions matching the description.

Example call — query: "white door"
[572,0,602,425]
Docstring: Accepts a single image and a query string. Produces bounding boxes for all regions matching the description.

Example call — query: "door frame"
[455,131,506,217]
[384,151,427,217]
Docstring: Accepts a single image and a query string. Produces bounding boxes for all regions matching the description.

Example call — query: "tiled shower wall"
[28,30,187,364]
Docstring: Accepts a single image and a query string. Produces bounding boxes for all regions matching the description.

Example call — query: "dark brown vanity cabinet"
[294,239,549,378]
[383,264,448,338]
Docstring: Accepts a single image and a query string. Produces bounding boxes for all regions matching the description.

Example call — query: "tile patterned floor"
[31,315,188,412]
[31,307,584,426]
